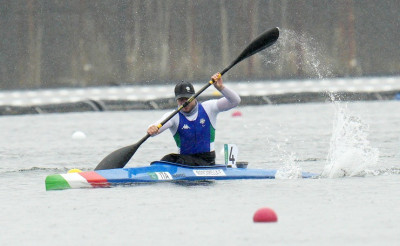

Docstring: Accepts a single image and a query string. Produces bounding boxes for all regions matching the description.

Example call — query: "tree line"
[0,0,399,89]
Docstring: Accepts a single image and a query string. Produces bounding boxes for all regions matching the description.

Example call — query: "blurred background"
[1,0,399,90]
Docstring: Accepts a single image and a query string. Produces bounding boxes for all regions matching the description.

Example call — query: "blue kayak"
[45,161,317,190]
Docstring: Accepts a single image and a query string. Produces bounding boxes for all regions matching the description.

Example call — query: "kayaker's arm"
[216,86,241,111]
[209,72,241,112]
[147,112,177,136]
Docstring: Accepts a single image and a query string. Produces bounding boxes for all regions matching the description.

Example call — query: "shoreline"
[1,76,399,116]
[1,90,399,116]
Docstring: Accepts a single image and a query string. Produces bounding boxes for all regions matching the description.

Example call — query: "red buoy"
[231,110,242,117]
[253,207,278,222]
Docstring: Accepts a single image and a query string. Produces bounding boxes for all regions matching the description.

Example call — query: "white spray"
[322,99,379,178]
[262,29,333,79]
[262,137,303,180]
[262,29,379,178]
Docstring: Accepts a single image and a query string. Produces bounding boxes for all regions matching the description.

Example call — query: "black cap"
[174,81,195,100]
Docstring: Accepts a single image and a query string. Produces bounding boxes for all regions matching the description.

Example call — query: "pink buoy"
[231,110,242,117]
[253,207,278,222]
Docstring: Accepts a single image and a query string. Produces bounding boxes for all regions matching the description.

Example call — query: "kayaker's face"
[177,97,196,113]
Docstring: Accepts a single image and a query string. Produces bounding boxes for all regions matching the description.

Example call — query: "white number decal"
[224,144,238,165]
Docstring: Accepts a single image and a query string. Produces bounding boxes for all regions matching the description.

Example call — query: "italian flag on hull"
[45,171,109,190]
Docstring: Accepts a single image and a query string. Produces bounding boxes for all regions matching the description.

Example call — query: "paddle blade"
[221,27,279,75]
[94,144,140,170]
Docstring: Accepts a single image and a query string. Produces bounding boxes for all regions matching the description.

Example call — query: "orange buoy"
[253,207,278,222]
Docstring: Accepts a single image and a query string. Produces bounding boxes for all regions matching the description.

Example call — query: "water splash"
[260,29,383,178]
[275,152,303,179]
[321,101,379,178]
[263,29,333,79]
[263,139,303,179]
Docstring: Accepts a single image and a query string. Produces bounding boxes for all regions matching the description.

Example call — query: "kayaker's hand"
[212,73,224,91]
[147,125,159,136]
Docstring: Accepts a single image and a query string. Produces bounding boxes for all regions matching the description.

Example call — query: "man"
[147,73,241,166]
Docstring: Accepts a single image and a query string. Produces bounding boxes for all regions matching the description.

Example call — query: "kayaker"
[147,73,241,166]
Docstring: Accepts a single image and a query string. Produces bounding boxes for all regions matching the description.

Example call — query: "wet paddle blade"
[221,27,279,75]
[94,144,140,170]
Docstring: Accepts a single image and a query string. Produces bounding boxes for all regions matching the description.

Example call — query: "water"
[1,100,400,245]
[263,29,333,79]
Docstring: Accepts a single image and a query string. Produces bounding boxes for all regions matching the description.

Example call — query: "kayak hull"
[45,161,317,190]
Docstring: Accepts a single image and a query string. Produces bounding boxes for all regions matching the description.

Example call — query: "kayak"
[45,161,317,190]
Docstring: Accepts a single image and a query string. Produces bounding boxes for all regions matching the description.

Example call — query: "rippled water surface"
[1,101,400,245]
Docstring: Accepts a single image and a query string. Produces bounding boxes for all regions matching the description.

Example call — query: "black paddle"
[94,27,280,170]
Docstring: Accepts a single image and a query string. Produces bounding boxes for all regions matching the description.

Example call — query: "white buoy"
[72,131,86,140]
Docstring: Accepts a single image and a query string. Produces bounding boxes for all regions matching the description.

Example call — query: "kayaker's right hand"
[147,125,159,136]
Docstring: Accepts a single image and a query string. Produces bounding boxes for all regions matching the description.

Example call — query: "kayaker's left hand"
[147,125,159,136]
[212,73,224,91]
